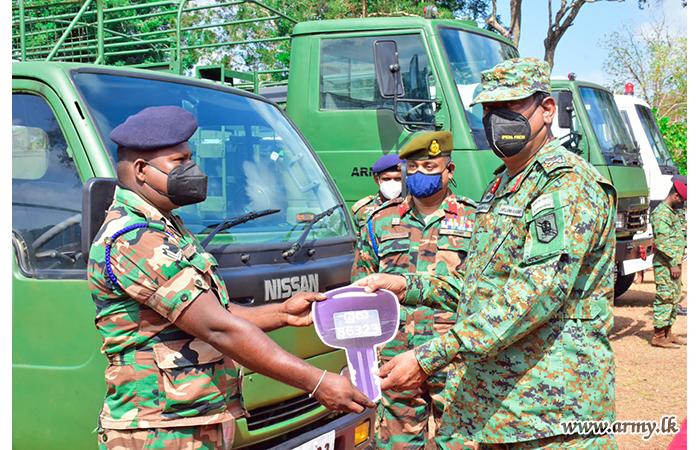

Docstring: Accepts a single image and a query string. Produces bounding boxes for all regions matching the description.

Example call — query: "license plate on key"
[292,430,335,450]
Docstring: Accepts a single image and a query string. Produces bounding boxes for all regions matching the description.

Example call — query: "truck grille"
[247,395,324,431]
[626,208,649,232]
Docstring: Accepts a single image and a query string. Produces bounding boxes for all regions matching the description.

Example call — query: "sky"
[472,0,688,89]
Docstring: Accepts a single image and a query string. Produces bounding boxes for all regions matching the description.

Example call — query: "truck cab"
[548,77,653,297]
[614,86,679,210]
[284,17,652,298]
[286,17,518,204]
[12,61,374,449]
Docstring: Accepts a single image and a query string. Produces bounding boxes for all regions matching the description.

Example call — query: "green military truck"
[276,17,651,298]
[11,2,375,449]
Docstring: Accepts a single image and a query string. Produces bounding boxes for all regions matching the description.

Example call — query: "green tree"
[599,12,686,123]
[599,9,686,173]
[655,110,687,175]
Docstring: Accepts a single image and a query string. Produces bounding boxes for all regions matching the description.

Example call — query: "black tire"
[614,273,636,298]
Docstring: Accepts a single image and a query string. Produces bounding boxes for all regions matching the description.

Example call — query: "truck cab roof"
[291,16,508,43]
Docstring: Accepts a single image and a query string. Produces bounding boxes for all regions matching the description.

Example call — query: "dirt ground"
[423,262,688,450]
[611,261,687,450]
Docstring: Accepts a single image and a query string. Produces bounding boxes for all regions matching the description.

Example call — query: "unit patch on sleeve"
[534,212,558,243]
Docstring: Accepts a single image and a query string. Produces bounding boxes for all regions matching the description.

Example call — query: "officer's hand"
[351,273,407,301]
[671,266,682,279]
[283,292,326,327]
[313,372,376,414]
[377,350,429,392]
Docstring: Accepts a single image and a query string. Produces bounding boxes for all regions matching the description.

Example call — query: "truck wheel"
[614,273,636,298]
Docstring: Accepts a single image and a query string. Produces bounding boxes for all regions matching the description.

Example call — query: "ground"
[611,261,687,450]
[423,262,688,450]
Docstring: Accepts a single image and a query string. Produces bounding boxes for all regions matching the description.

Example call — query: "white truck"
[614,84,682,284]
[615,84,680,210]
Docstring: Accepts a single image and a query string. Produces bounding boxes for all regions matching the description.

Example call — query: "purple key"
[313,286,399,402]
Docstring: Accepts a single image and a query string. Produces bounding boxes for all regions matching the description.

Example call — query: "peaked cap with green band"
[470,57,551,107]
[399,131,453,160]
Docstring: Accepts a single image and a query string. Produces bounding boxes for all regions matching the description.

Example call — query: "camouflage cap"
[469,57,551,107]
[399,131,453,160]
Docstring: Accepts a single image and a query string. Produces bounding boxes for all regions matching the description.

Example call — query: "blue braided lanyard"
[104,221,173,292]
[367,217,379,258]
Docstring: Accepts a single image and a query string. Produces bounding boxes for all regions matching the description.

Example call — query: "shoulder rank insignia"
[429,139,441,156]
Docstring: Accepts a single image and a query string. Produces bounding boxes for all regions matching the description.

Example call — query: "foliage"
[599,13,687,124]
[654,110,687,176]
[12,0,180,67]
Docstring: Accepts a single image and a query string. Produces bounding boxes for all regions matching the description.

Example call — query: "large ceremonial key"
[312,286,400,402]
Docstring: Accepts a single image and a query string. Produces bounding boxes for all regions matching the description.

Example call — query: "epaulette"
[538,151,575,175]
[454,194,478,208]
[367,196,404,221]
[351,195,376,214]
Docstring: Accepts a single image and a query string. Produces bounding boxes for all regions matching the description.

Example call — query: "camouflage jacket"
[407,140,617,443]
[87,186,246,430]
[350,194,385,233]
[351,190,476,315]
[651,202,686,268]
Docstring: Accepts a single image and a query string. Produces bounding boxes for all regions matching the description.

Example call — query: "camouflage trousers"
[471,433,618,450]
[653,264,682,328]
[97,421,235,450]
[377,306,457,450]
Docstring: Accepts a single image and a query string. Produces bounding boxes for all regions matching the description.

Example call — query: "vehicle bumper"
[266,407,376,450]
[616,234,654,276]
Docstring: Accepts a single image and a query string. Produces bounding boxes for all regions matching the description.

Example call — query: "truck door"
[12,80,103,449]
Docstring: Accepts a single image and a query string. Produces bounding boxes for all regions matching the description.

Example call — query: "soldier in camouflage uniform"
[650,179,687,348]
[351,154,404,232]
[88,106,374,450]
[358,58,618,449]
[352,131,477,450]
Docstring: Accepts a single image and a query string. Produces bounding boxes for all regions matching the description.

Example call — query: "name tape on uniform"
[379,232,410,242]
[498,205,524,217]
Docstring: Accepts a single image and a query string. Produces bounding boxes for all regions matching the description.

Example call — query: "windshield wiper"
[200,209,280,248]
[282,204,343,259]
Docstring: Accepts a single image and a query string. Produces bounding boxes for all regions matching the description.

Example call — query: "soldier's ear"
[541,96,556,125]
[133,158,149,183]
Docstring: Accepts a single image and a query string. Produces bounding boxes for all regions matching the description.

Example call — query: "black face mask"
[145,160,209,206]
[483,101,544,158]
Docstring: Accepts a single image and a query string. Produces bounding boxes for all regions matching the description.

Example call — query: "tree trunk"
[544,0,623,70]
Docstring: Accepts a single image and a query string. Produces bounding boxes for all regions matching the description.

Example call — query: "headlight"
[615,212,626,229]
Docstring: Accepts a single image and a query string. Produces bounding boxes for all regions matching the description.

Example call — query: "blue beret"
[109,106,198,151]
[372,154,404,174]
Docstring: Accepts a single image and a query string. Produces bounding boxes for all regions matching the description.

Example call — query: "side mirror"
[12,125,49,180]
[81,177,117,262]
[557,91,573,129]
[374,40,404,99]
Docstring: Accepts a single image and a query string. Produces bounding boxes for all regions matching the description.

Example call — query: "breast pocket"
[435,230,470,273]
[377,232,411,270]
[153,339,243,420]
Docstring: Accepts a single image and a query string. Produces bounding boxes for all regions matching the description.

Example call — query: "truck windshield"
[635,104,676,168]
[438,27,519,149]
[579,87,640,166]
[73,72,350,246]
